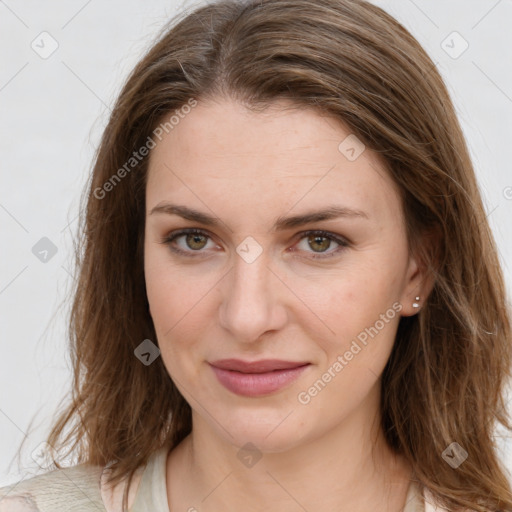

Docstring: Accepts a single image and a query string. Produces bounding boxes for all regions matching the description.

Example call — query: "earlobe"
[400,254,435,317]
[404,294,423,317]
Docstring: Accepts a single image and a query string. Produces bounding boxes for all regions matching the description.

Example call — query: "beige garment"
[0,446,448,512]
[104,446,444,512]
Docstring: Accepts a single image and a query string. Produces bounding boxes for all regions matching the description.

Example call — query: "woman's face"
[144,97,423,452]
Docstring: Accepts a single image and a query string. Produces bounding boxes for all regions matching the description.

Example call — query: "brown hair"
[35,0,512,510]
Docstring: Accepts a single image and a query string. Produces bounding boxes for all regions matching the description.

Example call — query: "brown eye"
[307,234,332,253]
[294,230,349,259]
[160,228,215,257]
[185,233,208,250]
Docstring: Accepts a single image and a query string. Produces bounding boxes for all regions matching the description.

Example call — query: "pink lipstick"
[209,359,310,397]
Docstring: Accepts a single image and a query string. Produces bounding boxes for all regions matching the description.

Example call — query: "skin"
[144,96,431,512]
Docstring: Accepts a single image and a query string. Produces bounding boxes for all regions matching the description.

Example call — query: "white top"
[0,446,448,511]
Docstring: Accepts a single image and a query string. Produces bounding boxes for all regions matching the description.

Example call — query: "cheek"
[145,270,199,381]
[146,270,201,341]
[144,251,215,374]
[144,242,203,330]
[302,279,401,411]
[309,255,404,362]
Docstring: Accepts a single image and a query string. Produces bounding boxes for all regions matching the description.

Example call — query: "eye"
[160,228,350,259]
[160,228,218,257]
[292,230,349,259]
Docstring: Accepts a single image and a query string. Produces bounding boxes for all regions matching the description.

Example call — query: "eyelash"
[159,228,350,260]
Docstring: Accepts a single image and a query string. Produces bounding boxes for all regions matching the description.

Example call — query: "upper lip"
[209,359,310,373]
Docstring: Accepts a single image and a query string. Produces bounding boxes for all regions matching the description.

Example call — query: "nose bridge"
[219,247,285,341]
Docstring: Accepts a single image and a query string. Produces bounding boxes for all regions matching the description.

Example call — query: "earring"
[412,296,420,309]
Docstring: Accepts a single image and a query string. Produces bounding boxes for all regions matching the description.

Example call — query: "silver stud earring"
[412,296,420,309]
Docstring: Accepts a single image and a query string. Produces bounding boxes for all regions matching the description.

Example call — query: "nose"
[218,249,288,344]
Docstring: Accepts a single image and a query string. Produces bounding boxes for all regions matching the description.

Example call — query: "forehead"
[146,98,402,228]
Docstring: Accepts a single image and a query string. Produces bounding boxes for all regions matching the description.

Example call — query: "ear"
[399,242,437,317]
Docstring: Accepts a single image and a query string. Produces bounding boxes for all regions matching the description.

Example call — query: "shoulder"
[0,463,106,512]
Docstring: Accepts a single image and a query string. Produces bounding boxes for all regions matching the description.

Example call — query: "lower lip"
[209,364,310,397]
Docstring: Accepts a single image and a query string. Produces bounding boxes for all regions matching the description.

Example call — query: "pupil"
[309,235,329,252]
[187,234,207,250]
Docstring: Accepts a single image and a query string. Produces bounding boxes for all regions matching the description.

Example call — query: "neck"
[166,388,413,512]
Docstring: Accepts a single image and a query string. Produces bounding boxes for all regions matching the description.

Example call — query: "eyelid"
[159,228,219,258]
[289,229,350,259]
[159,227,350,259]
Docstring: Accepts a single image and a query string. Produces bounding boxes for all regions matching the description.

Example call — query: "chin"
[210,407,311,453]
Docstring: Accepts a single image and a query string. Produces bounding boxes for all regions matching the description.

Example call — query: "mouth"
[208,359,311,397]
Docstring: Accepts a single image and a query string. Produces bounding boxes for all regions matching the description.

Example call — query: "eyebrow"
[149,203,369,231]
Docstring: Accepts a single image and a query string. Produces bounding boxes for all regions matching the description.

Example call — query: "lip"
[208,359,311,397]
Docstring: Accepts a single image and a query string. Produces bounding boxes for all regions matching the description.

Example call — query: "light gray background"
[1,0,512,488]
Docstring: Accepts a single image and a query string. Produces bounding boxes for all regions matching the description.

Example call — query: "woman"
[1,0,511,511]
